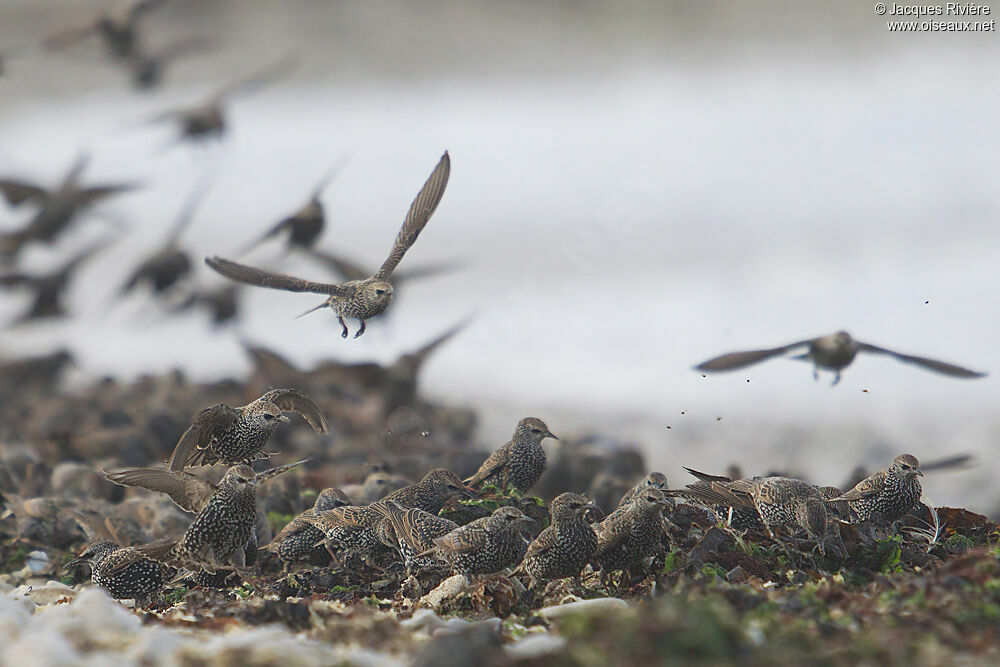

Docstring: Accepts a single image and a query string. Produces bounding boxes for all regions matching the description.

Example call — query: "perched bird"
[205,151,451,338]
[825,454,923,528]
[372,500,459,572]
[45,0,164,60]
[167,388,328,470]
[592,487,671,583]
[669,467,764,532]
[0,154,138,260]
[422,506,534,577]
[341,471,409,505]
[148,55,294,143]
[464,418,558,494]
[119,178,208,299]
[695,331,987,385]
[523,492,598,588]
[240,156,350,255]
[382,468,476,515]
[104,460,306,574]
[618,472,671,508]
[260,488,351,568]
[66,540,173,605]
[0,349,74,397]
[0,239,106,324]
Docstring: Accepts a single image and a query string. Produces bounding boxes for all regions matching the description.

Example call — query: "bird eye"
[263,414,274,421]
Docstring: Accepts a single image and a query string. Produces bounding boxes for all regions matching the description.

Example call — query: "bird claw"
[353,320,366,338]
[338,316,349,338]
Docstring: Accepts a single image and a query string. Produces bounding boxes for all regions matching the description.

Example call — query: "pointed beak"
[545,430,558,441]
[915,470,924,477]
[65,556,85,570]
[256,458,309,483]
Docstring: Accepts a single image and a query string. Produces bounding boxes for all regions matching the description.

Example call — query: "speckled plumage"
[618,472,671,508]
[305,503,388,557]
[593,488,670,575]
[523,493,598,586]
[428,506,533,576]
[464,418,558,493]
[374,501,458,570]
[827,454,923,526]
[167,388,327,470]
[262,488,351,566]
[67,540,173,604]
[383,468,473,515]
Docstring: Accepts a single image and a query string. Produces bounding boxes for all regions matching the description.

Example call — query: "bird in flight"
[695,330,987,385]
[205,151,451,338]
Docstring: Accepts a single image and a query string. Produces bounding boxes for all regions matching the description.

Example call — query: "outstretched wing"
[305,249,370,282]
[205,256,350,296]
[694,339,813,372]
[104,467,216,513]
[0,180,48,206]
[375,151,451,280]
[857,342,986,378]
[258,388,329,433]
[167,403,238,470]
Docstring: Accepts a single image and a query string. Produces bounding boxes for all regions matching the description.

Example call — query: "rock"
[13,581,76,606]
[537,597,628,619]
[25,551,50,575]
[417,574,469,609]
[505,633,566,659]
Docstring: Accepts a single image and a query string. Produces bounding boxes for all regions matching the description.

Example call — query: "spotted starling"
[303,503,389,563]
[523,493,598,588]
[825,454,923,527]
[0,239,105,323]
[424,506,534,577]
[382,468,476,515]
[618,472,671,507]
[261,488,351,567]
[105,461,306,574]
[464,418,558,494]
[205,151,450,338]
[695,331,986,385]
[167,388,328,470]
[66,540,173,605]
[593,487,671,581]
[669,467,764,532]
[372,500,459,572]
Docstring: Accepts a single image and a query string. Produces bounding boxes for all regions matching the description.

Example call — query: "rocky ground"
[1,351,999,666]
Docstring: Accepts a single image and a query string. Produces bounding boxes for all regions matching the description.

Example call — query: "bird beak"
[277,415,291,424]
[256,458,309,483]
[65,556,85,570]
[915,470,924,477]
[520,516,536,524]
[545,430,559,441]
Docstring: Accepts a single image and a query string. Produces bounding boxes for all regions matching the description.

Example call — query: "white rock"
[416,574,469,609]
[1,624,81,667]
[26,551,50,575]
[505,633,566,659]
[38,588,142,652]
[14,580,76,606]
[537,597,628,619]
[0,592,32,640]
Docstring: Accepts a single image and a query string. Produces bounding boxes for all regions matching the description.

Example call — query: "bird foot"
[353,320,366,338]
[338,316,349,338]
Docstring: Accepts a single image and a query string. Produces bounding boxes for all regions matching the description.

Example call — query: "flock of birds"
[1,1,992,608]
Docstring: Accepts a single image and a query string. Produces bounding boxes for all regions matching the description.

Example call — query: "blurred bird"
[695,330,987,385]
[45,0,165,61]
[240,156,351,255]
[169,284,243,327]
[119,178,208,299]
[0,154,138,261]
[205,151,451,338]
[121,35,212,90]
[0,239,107,324]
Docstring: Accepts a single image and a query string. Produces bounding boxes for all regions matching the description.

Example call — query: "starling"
[372,500,459,572]
[825,454,923,527]
[669,467,764,532]
[592,487,671,581]
[166,388,328,470]
[44,0,164,60]
[464,418,558,494]
[240,156,350,255]
[170,284,243,327]
[342,471,409,505]
[0,239,105,323]
[618,472,671,507]
[695,330,986,385]
[382,468,476,515]
[66,540,173,605]
[204,151,451,338]
[121,36,211,90]
[105,460,306,574]
[261,488,351,567]
[303,503,390,563]
[119,178,208,299]
[304,247,463,294]
[0,154,138,260]
[423,506,534,577]
[523,492,598,587]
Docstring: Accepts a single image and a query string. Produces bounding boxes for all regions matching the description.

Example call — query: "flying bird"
[45,0,165,61]
[205,151,451,338]
[695,330,987,385]
[0,239,107,324]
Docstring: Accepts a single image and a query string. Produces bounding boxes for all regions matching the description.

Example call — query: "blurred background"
[1,1,997,510]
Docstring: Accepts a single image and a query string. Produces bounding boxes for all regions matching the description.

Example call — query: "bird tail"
[295,300,329,319]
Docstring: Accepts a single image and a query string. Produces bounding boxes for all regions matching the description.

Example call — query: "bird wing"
[374,151,451,280]
[683,467,733,483]
[103,544,167,577]
[694,339,814,372]
[75,182,141,208]
[166,403,238,471]
[592,506,632,556]
[164,177,211,243]
[211,53,296,105]
[431,519,488,554]
[0,180,48,206]
[403,318,470,367]
[258,388,329,433]
[205,256,350,296]
[827,470,886,503]
[921,453,973,472]
[305,249,370,282]
[306,506,377,533]
[104,467,217,513]
[463,445,510,487]
[393,260,465,286]
[263,510,316,548]
[856,342,986,378]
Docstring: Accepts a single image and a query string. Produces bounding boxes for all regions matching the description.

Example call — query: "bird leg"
[831,372,842,386]
[338,316,349,339]
[353,319,366,338]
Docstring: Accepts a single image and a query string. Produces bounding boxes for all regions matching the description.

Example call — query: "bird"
[825,454,923,529]
[522,492,598,588]
[260,488,351,568]
[239,156,350,255]
[618,472,671,508]
[45,0,164,61]
[668,467,765,532]
[121,35,211,90]
[422,506,535,578]
[119,178,209,300]
[341,471,409,505]
[303,247,464,295]
[66,540,174,605]
[166,388,328,470]
[104,460,307,574]
[381,468,476,515]
[0,154,139,261]
[464,418,558,494]
[169,284,243,327]
[592,487,671,584]
[148,55,295,143]
[372,500,459,573]
[204,151,451,338]
[695,331,987,385]
[0,239,106,324]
